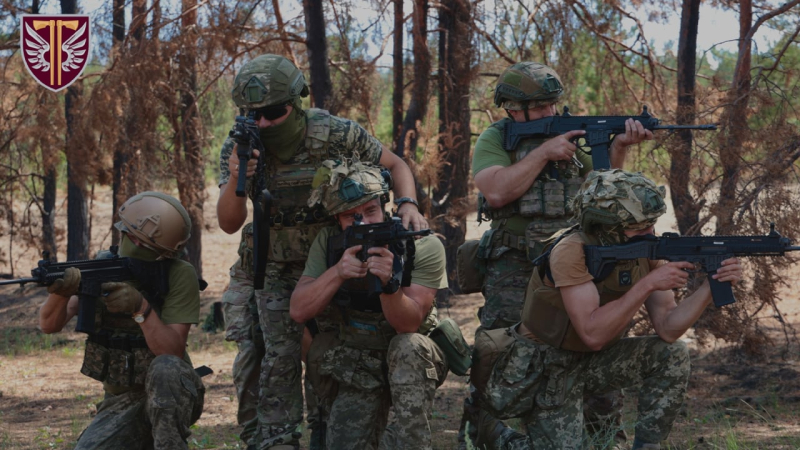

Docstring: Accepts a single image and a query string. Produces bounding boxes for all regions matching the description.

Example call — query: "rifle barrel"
[0,277,38,286]
[653,124,718,130]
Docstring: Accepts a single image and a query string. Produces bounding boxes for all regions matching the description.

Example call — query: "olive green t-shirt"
[302,226,449,290]
[471,120,592,235]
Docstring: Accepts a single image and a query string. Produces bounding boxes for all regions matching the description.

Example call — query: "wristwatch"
[133,305,152,324]
[393,197,419,209]
[381,277,401,295]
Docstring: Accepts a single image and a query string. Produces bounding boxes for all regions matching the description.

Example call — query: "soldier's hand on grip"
[47,267,81,298]
[101,281,144,314]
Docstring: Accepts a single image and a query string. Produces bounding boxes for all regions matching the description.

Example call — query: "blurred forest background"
[1,0,799,354]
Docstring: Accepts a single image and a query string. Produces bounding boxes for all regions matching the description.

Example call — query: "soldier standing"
[290,160,449,449]
[39,192,205,449]
[462,61,654,448]
[216,54,427,450]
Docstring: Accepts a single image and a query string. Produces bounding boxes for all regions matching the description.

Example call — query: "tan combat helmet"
[573,169,667,243]
[494,61,564,110]
[307,159,391,216]
[115,191,192,260]
[231,54,309,110]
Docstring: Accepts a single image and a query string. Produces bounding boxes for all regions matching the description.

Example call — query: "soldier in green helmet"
[461,61,656,448]
[216,54,427,450]
[39,192,205,449]
[476,169,743,449]
[290,159,449,450]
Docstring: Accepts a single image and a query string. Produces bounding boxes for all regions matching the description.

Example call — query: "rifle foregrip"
[708,275,736,307]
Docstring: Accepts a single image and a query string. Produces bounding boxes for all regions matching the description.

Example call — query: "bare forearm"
[379,290,427,333]
[656,283,712,342]
[39,294,72,333]
[217,183,248,233]
[290,273,345,323]
[139,308,189,357]
[475,152,550,208]
[609,139,628,169]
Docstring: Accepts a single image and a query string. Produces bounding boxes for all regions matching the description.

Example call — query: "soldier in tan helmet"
[39,192,204,449]
[460,62,655,449]
[216,54,427,450]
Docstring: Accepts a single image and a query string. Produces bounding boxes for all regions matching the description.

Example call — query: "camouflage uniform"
[302,224,450,450]
[75,355,205,450]
[482,332,689,449]
[73,194,204,450]
[467,62,623,448]
[479,170,682,450]
[219,109,384,449]
[220,227,262,445]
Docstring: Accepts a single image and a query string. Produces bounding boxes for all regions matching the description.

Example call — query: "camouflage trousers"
[254,261,307,449]
[74,355,204,450]
[307,332,447,450]
[221,259,262,445]
[462,244,626,449]
[486,335,690,449]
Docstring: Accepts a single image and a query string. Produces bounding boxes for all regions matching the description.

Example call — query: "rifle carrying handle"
[708,274,736,307]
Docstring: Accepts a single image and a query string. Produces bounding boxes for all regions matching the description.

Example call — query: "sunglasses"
[252,103,290,121]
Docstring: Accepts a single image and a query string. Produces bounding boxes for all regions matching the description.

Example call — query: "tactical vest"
[80,259,171,388]
[479,118,584,224]
[266,108,336,263]
[521,231,651,352]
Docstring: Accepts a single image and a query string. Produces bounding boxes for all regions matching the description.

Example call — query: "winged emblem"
[61,22,87,72]
[24,22,50,72]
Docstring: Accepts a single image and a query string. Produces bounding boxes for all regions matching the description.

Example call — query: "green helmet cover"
[494,61,564,110]
[573,169,667,242]
[231,54,309,109]
[307,160,391,215]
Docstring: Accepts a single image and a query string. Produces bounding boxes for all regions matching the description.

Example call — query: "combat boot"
[474,410,528,450]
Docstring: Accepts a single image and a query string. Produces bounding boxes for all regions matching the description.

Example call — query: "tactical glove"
[47,267,81,297]
[100,282,143,314]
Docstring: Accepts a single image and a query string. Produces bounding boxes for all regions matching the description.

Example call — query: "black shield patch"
[619,270,632,286]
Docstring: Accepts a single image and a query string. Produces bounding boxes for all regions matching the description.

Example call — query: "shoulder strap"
[305,108,332,160]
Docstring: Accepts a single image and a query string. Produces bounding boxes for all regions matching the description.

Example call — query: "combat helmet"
[115,191,192,260]
[231,54,309,110]
[307,159,392,215]
[494,61,564,110]
[573,169,666,243]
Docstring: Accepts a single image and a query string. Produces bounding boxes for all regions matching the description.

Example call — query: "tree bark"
[178,0,204,276]
[303,0,335,113]
[715,0,753,234]
[111,0,126,245]
[396,0,429,162]
[670,0,701,235]
[392,0,404,154]
[62,0,89,261]
[434,0,472,298]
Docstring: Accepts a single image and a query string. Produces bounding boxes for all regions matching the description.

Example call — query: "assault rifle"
[327,215,432,296]
[583,223,800,307]
[0,248,170,334]
[503,106,718,169]
[229,112,273,290]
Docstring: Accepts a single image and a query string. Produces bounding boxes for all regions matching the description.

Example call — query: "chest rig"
[522,231,651,352]
[266,108,336,263]
[324,224,418,351]
[479,119,585,223]
[80,258,172,388]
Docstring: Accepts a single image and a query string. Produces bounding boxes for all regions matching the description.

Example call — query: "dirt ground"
[1,186,800,449]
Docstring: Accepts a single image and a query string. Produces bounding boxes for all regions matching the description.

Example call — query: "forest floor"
[1,186,800,449]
